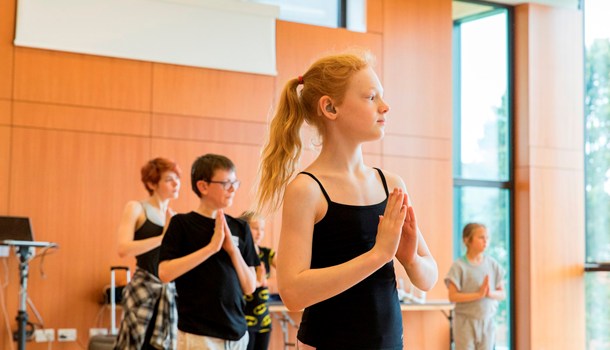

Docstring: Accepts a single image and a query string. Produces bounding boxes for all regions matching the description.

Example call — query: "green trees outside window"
[585,1,610,349]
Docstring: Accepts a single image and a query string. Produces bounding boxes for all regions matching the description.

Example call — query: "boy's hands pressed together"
[209,209,226,253]
[222,214,238,255]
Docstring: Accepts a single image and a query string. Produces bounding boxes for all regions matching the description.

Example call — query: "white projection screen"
[14,0,279,75]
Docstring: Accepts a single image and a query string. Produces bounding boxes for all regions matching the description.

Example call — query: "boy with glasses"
[159,154,259,350]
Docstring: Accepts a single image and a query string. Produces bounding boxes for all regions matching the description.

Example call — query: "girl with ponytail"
[256,51,438,349]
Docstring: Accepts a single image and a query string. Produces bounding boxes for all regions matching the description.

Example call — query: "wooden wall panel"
[514,167,531,350]
[528,6,584,151]
[152,114,266,145]
[514,4,585,350]
[13,102,151,136]
[276,20,383,96]
[7,128,149,349]
[0,99,10,125]
[0,126,9,214]
[13,48,153,111]
[384,134,451,160]
[0,0,15,99]
[529,168,584,349]
[514,16,532,350]
[382,0,452,139]
[367,0,384,34]
[530,147,583,170]
[0,125,11,350]
[151,64,275,122]
[403,312,451,349]
[514,5,530,169]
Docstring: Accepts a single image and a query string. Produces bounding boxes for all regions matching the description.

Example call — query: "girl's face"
[249,219,265,244]
[465,227,489,254]
[151,170,180,200]
[335,66,390,142]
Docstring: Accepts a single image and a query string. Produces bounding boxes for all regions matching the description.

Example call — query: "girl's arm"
[397,227,438,291]
[277,177,406,311]
[488,280,506,301]
[117,201,164,258]
[447,280,488,303]
[390,176,438,291]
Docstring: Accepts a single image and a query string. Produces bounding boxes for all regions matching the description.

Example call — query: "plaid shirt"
[114,268,177,350]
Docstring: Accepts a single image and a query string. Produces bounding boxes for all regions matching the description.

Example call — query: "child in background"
[445,222,506,350]
[240,212,276,350]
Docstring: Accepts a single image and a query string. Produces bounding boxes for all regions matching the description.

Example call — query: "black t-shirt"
[159,211,260,340]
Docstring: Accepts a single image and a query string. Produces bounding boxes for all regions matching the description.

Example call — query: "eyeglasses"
[206,179,241,191]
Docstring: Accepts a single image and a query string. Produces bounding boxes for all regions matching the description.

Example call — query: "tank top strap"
[299,172,332,203]
[373,167,390,197]
[139,201,151,220]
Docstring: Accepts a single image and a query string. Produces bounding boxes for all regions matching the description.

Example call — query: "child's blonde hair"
[239,210,262,224]
[462,222,486,244]
[255,50,375,214]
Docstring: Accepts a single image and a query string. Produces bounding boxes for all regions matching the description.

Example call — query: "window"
[453,1,513,349]
[584,0,610,348]
[248,0,366,32]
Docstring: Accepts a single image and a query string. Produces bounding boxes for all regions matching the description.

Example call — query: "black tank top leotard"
[296,168,403,350]
[134,202,164,277]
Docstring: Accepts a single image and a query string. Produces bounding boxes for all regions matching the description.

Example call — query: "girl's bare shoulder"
[374,167,406,190]
[285,172,324,200]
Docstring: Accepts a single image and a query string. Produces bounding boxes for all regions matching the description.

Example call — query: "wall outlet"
[0,246,9,257]
[34,329,54,342]
[58,328,77,342]
[89,328,108,337]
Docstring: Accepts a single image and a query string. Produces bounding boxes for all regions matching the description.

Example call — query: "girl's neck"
[465,251,484,264]
[316,143,365,173]
[146,195,170,213]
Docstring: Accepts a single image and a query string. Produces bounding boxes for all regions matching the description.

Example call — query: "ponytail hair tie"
[297,75,304,85]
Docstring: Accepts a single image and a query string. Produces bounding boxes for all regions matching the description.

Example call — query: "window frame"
[248,0,355,30]
[452,1,516,348]
[583,0,610,347]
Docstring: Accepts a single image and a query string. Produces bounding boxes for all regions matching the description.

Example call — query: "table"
[268,300,455,350]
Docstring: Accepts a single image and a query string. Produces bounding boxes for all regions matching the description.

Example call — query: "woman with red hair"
[115,157,181,350]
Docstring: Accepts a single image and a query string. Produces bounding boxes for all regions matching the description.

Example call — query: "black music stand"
[0,216,57,350]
